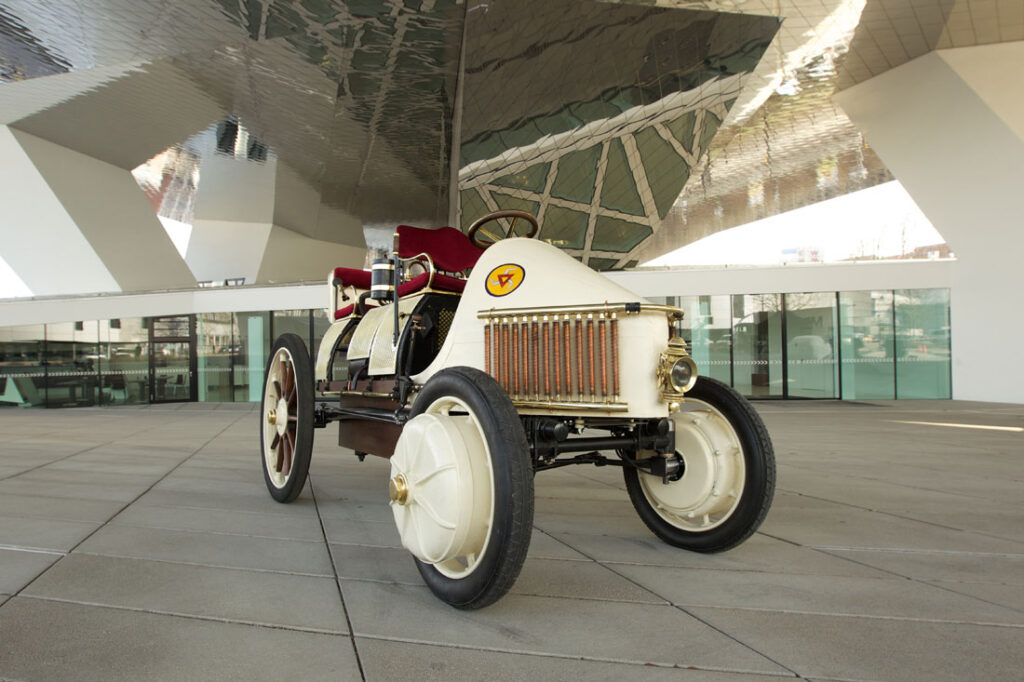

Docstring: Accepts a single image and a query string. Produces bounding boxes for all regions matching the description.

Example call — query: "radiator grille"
[483,312,625,410]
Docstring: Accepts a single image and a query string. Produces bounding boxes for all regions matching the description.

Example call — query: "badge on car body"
[485,263,525,297]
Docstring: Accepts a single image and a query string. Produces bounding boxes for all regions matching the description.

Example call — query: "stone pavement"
[0,400,1021,681]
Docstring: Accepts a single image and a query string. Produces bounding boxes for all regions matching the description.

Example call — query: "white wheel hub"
[639,400,745,531]
[389,397,494,578]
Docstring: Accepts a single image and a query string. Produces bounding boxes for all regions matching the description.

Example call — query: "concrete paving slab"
[5,467,158,487]
[133,487,317,516]
[153,475,271,497]
[0,478,147,503]
[611,564,1024,624]
[23,554,349,632]
[356,637,797,681]
[313,496,394,523]
[41,458,181,477]
[928,580,1024,613]
[550,531,892,578]
[0,548,60,594]
[321,517,403,547]
[763,496,1024,553]
[341,580,791,674]
[1,400,1022,680]
[75,524,334,576]
[690,607,1024,682]
[821,547,1024,584]
[0,597,359,681]
[333,545,663,604]
[0,464,32,479]
[533,509,649,536]
[0,492,123,523]
[0,514,100,552]
[162,465,265,483]
[526,529,589,560]
[110,503,327,541]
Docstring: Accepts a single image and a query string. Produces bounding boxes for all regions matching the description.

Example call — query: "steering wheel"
[467,210,539,249]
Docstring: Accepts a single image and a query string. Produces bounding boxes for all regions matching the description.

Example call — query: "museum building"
[0,0,1020,406]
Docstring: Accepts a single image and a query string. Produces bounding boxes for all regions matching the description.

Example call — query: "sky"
[643,181,948,267]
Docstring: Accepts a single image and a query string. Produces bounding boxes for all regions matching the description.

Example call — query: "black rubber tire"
[409,367,534,609]
[260,333,314,503]
[624,376,775,553]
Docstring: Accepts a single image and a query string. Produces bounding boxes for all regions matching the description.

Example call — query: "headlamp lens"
[670,359,694,392]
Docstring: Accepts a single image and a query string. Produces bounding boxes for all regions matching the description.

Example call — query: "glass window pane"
[198,313,233,402]
[272,310,311,349]
[895,289,951,398]
[45,321,100,407]
[675,295,732,386]
[312,308,349,383]
[99,318,149,405]
[312,308,330,356]
[0,324,46,408]
[152,316,191,338]
[839,291,895,399]
[234,312,270,402]
[152,341,192,401]
[732,294,783,398]
[785,292,837,398]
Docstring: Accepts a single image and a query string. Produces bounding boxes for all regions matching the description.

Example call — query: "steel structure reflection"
[0,0,1003,289]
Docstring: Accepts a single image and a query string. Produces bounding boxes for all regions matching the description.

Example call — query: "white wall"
[0,282,325,328]
[606,260,953,298]
[185,220,273,284]
[836,47,1024,403]
[0,126,121,296]
[1,258,952,328]
[11,129,196,293]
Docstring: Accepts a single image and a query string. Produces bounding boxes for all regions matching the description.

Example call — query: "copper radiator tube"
[575,316,584,400]
[611,316,619,398]
[565,319,573,395]
[482,312,623,408]
[511,320,519,397]
[586,316,596,398]
[599,317,608,398]
[484,326,491,378]
[542,319,551,397]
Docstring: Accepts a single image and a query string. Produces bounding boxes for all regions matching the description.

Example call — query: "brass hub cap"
[389,474,409,505]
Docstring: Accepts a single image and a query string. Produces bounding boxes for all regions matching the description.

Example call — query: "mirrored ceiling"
[2,0,1002,283]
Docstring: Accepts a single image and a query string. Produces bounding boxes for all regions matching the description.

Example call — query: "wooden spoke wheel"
[261,333,314,503]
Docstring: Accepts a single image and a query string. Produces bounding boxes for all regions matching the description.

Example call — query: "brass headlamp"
[657,337,698,399]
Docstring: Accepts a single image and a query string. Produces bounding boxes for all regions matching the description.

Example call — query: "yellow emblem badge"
[485,263,525,297]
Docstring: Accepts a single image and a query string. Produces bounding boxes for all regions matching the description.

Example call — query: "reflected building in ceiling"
[1,0,1024,402]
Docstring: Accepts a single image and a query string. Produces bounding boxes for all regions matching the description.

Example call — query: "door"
[149,315,197,403]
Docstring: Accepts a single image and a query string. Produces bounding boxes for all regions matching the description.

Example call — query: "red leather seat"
[396,225,482,272]
[331,226,480,321]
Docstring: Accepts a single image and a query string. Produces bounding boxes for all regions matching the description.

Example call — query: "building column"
[835,44,1024,403]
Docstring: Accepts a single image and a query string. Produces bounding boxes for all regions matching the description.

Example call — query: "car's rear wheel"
[624,376,774,552]
[260,333,314,503]
[389,367,533,609]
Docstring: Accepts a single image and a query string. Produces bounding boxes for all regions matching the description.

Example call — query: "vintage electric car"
[260,210,775,609]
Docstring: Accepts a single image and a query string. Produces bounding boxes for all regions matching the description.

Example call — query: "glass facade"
[659,288,952,400]
[0,290,952,409]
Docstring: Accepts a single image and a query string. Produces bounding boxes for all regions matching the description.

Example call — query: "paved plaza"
[0,400,1022,681]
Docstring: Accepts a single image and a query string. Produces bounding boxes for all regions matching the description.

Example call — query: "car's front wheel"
[624,376,774,552]
[388,367,533,609]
